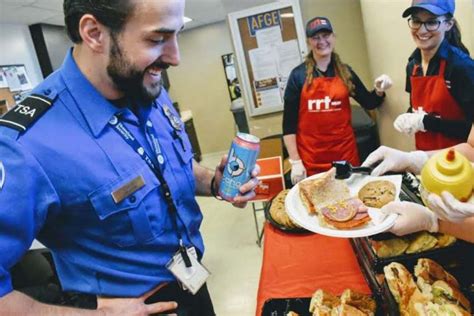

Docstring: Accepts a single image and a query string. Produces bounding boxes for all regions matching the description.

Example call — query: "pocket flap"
[89,169,159,220]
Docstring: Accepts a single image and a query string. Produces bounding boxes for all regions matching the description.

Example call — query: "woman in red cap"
[283,16,392,184]
[394,0,474,151]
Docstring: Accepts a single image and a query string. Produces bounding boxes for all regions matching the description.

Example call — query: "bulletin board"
[0,65,33,115]
[227,1,307,117]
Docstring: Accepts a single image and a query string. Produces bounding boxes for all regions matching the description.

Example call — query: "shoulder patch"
[0,94,53,132]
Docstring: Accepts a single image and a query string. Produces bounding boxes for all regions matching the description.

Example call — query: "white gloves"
[427,191,474,223]
[381,201,439,236]
[374,74,393,93]
[393,111,426,135]
[289,159,307,185]
[361,146,429,176]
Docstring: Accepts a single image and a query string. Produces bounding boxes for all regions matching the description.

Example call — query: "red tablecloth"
[256,223,371,315]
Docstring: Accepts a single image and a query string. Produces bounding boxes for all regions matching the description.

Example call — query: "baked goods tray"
[380,262,474,316]
[350,238,474,315]
[261,297,385,316]
[264,195,309,234]
[353,235,473,274]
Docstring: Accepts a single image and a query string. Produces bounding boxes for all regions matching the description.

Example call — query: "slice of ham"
[321,198,368,222]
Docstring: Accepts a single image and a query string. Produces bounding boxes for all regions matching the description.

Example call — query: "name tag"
[111,175,145,204]
[166,247,210,295]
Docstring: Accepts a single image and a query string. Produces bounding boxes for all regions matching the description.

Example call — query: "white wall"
[0,23,44,88]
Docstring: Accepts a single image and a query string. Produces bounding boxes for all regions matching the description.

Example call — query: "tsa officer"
[283,16,393,184]
[0,0,259,315]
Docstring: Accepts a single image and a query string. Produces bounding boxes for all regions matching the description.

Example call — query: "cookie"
[358,180,396,208]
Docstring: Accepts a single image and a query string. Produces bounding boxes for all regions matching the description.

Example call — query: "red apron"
[297,76,359,176]
[411,59,465,150]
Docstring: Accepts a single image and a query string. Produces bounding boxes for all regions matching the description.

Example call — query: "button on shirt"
[0,49,204,297]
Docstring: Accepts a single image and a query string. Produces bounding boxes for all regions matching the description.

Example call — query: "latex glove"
[393,112,426,135]
[361,146,428,176]
[374,74,393,93]
[427,191,474,223]
[381,201,439,236]
[289,159,307,184]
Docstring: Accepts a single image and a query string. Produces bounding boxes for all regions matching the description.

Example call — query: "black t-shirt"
[282,60,384,135]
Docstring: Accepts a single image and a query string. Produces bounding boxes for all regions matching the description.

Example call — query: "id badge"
[166,247,210,295]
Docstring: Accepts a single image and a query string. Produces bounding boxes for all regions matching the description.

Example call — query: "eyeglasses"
[408,18,448,31]
[310,32,332,42]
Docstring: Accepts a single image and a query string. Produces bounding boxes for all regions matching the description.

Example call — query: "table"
[256,223,371,315]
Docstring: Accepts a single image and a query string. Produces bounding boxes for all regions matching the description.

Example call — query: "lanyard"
[108,114,192,267]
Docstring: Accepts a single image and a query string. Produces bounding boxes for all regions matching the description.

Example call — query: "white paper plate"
[285,173,401,238]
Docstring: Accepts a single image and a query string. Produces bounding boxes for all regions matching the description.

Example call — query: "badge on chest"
[111,175,146,204]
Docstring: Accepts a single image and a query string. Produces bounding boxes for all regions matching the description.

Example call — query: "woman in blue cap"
[394,0,474,151]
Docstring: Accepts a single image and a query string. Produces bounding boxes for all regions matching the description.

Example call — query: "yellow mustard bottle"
[420,148,474,204]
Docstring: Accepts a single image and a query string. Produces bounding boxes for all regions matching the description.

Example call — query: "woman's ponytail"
[446,18,470,55]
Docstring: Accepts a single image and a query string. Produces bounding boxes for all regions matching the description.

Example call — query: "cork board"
[228,1,307,117]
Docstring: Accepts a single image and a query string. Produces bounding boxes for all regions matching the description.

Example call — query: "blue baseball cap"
[402,0,455,17]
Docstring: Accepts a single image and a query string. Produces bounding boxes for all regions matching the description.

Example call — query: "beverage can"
[219,133,260,201]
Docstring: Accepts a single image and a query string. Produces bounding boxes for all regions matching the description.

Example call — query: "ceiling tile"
[0,0,35,5]
[0,5,58,25]
[31,0,62,11]
[41,13,65,26]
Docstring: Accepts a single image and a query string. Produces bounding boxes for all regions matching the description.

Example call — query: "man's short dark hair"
[63,0,136,43]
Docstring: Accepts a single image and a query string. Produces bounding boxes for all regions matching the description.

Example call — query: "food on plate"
[358,180,396,208]
[384,262,428,315]
[320,198,371,230]
[406,232,438,254]
[414,258,460,290]
[371,237,410,258]
[298,168,350,215]
[412,302,470,316]
[309,288,375,316]
[431,280,471,312]
[309,289,340,314]
[269,189,301,229]
[340,289,376,315]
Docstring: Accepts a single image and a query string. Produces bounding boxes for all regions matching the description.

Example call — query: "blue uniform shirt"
[0,49,204,297]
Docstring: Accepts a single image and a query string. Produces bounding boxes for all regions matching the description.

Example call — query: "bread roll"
[309,289,340,313]
[406,232,438,254]
[340,289,376,315]
[384,262,427,315]
[330,303,366,316]
[414,258,460,290]
[371,238,410,258]
[432,280,471,312]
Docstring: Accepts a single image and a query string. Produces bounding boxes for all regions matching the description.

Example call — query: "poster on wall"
[221,53,242,104]
[2,65,33,92]
[228,1,307,117]
[0,70,8,89]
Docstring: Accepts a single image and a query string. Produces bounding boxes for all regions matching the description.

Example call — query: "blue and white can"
[219,133,260,201]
